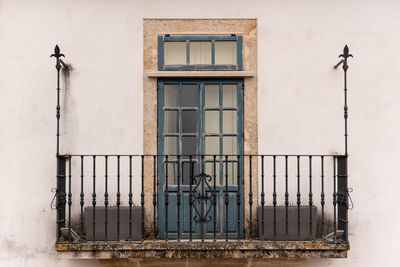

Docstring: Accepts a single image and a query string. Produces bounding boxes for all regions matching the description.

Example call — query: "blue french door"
[157,79,244,239]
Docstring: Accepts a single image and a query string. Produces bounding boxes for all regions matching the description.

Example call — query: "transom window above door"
[158,35,243,71]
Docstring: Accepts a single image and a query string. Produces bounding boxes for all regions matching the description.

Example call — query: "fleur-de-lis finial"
[339,45,352,70]
[339,45,353,60]
[50,45,65,59]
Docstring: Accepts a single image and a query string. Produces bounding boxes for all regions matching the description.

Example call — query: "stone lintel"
[146,71,255,78]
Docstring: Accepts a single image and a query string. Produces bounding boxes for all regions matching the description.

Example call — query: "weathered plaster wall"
[1,0,400,266]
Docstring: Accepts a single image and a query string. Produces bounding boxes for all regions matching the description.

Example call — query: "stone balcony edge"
[55,240,349,259]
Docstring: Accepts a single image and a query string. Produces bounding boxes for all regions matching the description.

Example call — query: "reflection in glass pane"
[164,137,178,156]
[223,161,237,186]
[223,136,237,155]
[164,42,186,65]
[205,111,219,133]
[223,84,237,107]
[205,137,219,155]
[205,160,220,185]
[164,111,178,133]
[205,84,219,107]
[182,111,197,133]
[182,161,197,185]
[215,41,237,65]
[165,84,179,106]
[182,137,196,157]
[190,42,211,64]
[166,161,178,185]
[182,84,197,107]
[223,111,237,133]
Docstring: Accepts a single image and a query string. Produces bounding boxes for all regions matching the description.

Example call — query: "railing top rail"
[59,154,344,157]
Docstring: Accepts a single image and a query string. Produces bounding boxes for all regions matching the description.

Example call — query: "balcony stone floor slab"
[55,240,349,259]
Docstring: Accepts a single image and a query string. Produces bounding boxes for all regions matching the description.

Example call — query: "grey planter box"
[257,206,317,241]
[85,206,143,241]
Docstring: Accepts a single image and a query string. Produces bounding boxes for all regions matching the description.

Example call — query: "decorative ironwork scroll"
[193,172,214,240]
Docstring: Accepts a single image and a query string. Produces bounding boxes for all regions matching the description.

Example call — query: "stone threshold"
[55,240,349,259]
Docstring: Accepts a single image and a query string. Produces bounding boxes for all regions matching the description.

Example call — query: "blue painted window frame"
[158,35,243,71]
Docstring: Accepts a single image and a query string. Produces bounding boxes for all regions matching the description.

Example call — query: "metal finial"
[339,45,353,71]
[51,45,65,59]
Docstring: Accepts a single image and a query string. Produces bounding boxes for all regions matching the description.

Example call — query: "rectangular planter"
[257,206,317,241]
[85,206,143,241]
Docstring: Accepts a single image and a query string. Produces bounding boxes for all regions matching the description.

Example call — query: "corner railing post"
[52,45,66,241]
[335,45,352,242]
[337,156,348,242]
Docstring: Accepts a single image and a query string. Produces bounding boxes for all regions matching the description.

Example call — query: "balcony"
[54,154,349,259]
[52,45,351,259]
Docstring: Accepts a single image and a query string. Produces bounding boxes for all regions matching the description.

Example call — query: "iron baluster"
[165,155,169,240]
[129,156,133,240]
[68,156,72,241]
[153,155,157,239]
[321,156,325,239]
[249,155,253,239]
[237,155,241,239]
[225,155,229,241]
[92,156,96,242]
[104,156,108,241]
[333,156,337,242]
[261,155,265,241]
[308,156,313,241]
[80,156,84,239]
[285,155,289,242]
[141,155,145,240]
[273,155,277,242]
[213,155,217,241]
[189,156,193,241]
[297,156,301,241]
[177,155,181,241]
[117,156,121,241]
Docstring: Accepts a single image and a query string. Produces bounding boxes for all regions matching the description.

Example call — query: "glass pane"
[164,84,179,106]
[205,160,219,185]
[182,161,197,185]
[164,111,178,133]
[223,161,237,186]
[205,111,219,133]
[182,111,197,133]
[215,41,237,65]
[205,137,219,155]
[164,137,178,156]
[205,84,219,107]
[190,42,212,64]
[182,137,196,157]
[223,136,237,155]
[223,111,237,133]
[182,84,197,107]
[164,42,186,65]
[166,161,178,185]
[223,84,237,107]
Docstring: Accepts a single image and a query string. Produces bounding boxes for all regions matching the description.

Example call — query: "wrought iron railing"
[55,154,349,243]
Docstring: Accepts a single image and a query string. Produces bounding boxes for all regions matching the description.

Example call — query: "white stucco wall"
[1,0,400,266]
